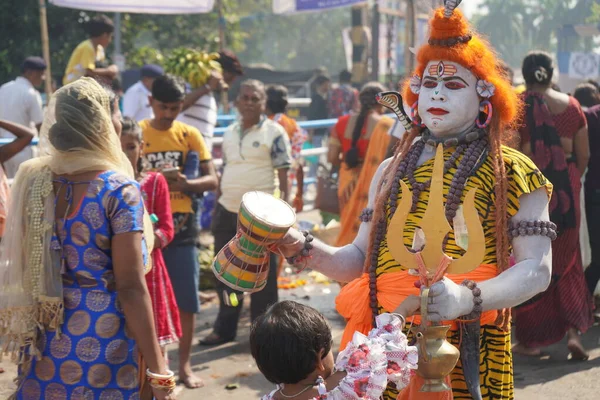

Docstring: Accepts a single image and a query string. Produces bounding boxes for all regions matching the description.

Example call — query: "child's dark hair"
[121,117,144,172]
[152,74,185,103]
[86,15,114,38]
[121,117,143,141]
[250,301,332,385]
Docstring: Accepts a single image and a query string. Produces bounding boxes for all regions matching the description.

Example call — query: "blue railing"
[0,118,338,146]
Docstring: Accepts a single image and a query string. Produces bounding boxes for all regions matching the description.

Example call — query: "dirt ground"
[1,278,598,399]
[1,208,599,399]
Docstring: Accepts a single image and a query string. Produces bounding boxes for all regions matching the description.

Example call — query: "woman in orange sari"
[328,82,389,246]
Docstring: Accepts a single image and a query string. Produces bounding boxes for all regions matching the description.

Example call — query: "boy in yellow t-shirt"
[63,15,118,85]
[139,74,217,389]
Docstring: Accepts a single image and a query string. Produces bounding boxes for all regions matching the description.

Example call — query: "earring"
[411,101,426,128]
[476,100,493,129]
[409,75,422,95]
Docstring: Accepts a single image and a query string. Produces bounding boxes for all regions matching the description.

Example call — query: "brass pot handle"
[421,287,430,327]
[418,287,431,363]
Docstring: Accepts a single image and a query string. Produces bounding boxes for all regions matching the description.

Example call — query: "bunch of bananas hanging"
[164,48,222,89]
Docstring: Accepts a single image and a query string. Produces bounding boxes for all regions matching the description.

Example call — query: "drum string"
[233,218,278,289]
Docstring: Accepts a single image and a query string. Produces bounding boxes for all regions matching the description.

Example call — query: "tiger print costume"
[375,145,551,399]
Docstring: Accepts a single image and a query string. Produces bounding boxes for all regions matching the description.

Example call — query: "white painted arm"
[278,159,392,283]
[427,187,552,321]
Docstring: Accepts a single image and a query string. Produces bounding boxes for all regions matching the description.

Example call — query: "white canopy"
[49,0,214,14]
[273,0,366,15]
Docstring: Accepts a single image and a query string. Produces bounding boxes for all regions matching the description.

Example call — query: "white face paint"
[417,60,480,137]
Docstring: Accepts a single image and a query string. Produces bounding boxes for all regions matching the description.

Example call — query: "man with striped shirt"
[178,51,244,153]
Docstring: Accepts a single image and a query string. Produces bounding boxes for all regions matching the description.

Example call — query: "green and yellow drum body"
[212,191,296,292]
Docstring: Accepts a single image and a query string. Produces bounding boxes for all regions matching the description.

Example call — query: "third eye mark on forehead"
[423,76,470,86]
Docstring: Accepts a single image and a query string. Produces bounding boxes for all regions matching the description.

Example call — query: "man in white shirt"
[200,79,292,346]
[0,57,46,178]
[122,64,163,122]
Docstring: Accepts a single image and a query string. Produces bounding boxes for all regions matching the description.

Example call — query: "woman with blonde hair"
[0,78,174,399]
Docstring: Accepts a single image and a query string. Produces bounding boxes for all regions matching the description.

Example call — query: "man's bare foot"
[567,329,589,361]
[0,367,4,373]
[512,343,542,356]
[198,292,216,303]
[179,371,205,389]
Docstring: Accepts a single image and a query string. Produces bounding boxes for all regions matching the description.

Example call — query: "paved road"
[1,279,599,399]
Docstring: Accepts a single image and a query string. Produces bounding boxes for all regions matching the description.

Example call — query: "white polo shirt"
[219,117,292,213]
[0,76,43,178]
[122,81,153,122]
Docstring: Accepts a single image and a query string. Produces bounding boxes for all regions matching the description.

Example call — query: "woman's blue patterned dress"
[16,171,148,400]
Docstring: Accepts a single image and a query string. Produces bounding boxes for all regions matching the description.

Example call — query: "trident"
[376,90,486,393]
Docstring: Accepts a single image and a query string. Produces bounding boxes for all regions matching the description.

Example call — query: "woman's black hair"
[573,83,600,108]
[121,117,144,173]
[250,301,332,385]
[344,82,386,169]
[522,51,554,87]
[266,84,288,114]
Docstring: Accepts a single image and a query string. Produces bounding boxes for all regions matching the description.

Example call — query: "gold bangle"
[146,368,176,392]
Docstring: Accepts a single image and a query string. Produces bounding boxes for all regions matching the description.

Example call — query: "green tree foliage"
[0,0,350,86]
[474,0,596,68]
[586,1,600,23]
[0,0,245,85]
[0,0,83,85]
[236,3,349,74]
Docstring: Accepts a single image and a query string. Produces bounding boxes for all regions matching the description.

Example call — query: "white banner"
[567,52,600,80]
[50,0,214,14]
[273,0,367,15]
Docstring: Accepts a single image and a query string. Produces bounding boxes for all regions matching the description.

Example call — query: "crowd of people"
[0,4,599,400]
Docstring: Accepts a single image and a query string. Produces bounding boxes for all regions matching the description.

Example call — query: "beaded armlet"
[508,220,557,241]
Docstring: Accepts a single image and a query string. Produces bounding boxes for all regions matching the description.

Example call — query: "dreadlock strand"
[489,119,511,329]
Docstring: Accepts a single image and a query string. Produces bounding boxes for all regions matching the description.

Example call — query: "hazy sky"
[461,0,483,18]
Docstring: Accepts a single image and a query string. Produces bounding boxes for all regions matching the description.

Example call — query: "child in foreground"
[251,300,420,400]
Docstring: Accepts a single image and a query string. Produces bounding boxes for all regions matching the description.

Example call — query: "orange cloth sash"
[336,264,498,399]
[336,264,499,350]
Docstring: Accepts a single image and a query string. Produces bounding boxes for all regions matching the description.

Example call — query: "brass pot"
[411,288,460,392]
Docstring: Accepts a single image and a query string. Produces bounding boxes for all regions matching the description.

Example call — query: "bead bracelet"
[460,280,482,321]
[285,230,314,265]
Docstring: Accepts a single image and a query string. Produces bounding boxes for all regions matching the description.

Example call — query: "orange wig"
[403,8,521,132]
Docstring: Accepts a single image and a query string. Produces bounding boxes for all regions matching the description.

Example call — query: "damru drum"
[212,191,296,292]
